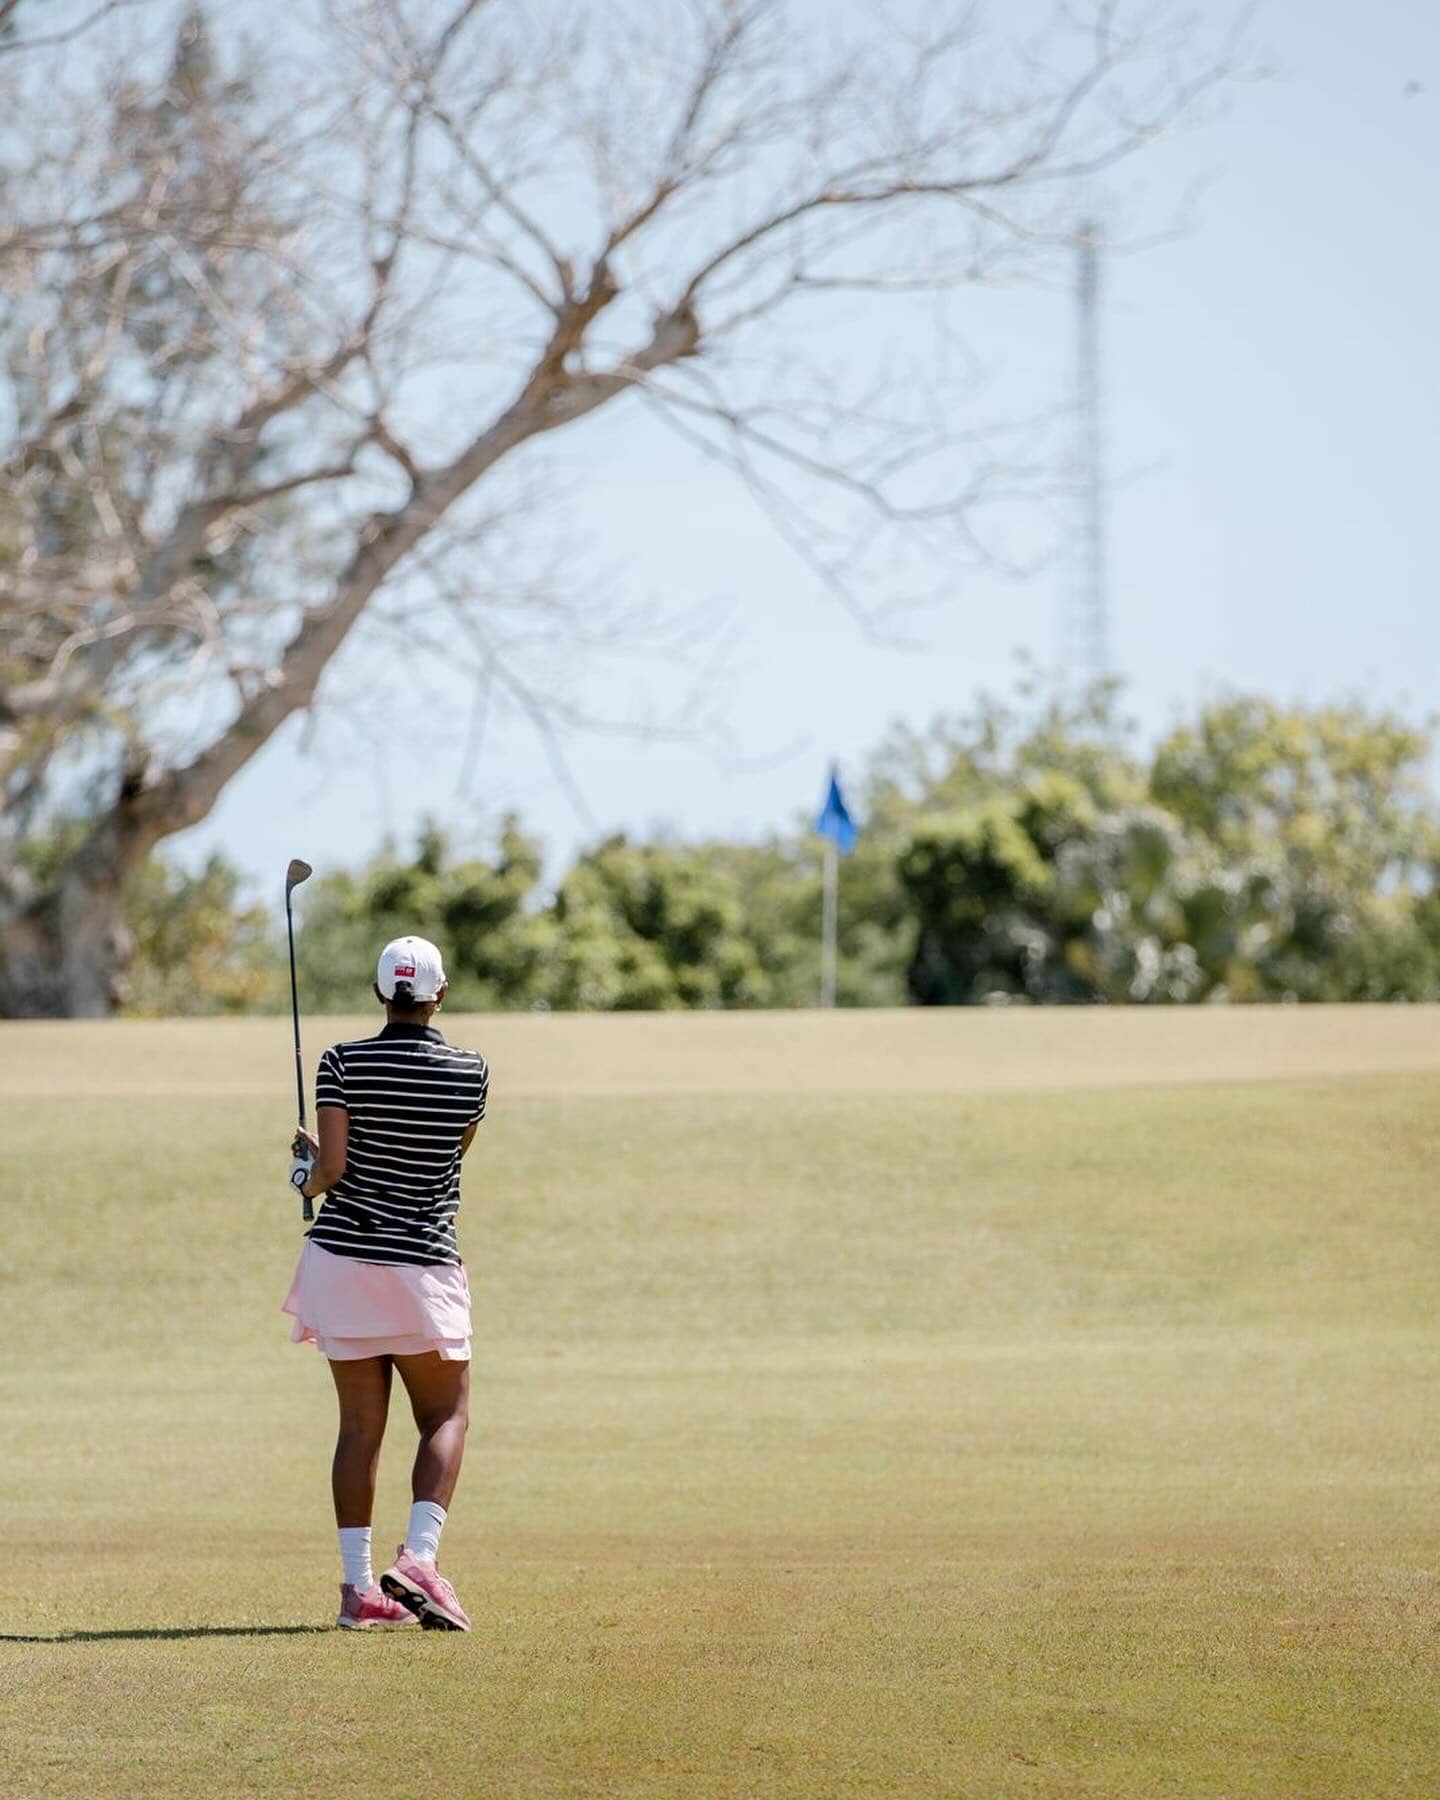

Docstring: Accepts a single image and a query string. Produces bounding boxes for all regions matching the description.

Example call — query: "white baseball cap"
[376,935,447,1002]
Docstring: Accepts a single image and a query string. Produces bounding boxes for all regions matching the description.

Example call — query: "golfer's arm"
[459,1121,479,1159]
[303,1106,348,1198]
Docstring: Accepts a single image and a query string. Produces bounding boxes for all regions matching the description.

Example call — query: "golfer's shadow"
[0,1625,329,1643]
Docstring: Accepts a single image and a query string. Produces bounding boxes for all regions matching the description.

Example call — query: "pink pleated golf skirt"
[282,1239,472,1361]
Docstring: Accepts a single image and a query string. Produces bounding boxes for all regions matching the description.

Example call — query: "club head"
[285,858,313,896]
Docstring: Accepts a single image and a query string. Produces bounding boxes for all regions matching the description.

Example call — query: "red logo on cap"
[393,963,416,978]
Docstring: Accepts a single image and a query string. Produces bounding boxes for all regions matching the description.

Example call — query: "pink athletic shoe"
[380,1545,471,1631]
[335,1582,419,1630]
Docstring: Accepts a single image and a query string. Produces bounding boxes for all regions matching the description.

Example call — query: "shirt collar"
[378,1021,445,1042]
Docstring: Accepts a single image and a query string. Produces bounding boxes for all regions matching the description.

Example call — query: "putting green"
[1,1011,1436,1797]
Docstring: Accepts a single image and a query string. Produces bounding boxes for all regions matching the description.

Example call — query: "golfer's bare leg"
[327,1355,393,1528]
[393,1353,469,1510]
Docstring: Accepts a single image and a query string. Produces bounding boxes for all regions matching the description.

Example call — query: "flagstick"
[820,836,838,1009]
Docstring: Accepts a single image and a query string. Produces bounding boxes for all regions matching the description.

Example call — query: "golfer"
[281,935,488,1631]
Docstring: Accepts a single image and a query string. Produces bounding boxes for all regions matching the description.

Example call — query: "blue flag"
[814,766,858,855]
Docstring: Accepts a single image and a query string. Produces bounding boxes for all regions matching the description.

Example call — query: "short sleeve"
[316,1045,347,1110]
[471,1057,489,1126]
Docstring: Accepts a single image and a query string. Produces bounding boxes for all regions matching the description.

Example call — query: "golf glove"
[289,1145,315,1197]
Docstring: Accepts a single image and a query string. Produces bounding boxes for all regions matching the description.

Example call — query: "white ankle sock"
[338,1526,373,1591]
[405,1500,447,1563]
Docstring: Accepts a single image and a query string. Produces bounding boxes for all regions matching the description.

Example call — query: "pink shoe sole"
[380,1567,470,1631]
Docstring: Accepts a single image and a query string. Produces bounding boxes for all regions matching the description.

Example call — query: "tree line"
[114,688,1440,1015]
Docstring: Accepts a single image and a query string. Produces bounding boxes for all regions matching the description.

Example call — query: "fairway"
[2,1009,1437,1797]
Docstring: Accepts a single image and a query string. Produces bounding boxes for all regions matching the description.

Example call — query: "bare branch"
[0,0,149,57]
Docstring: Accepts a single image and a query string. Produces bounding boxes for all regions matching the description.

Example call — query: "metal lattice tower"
[1066,219,1110,687]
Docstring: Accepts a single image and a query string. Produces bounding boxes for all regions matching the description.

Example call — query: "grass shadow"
[0,1625,331,1643]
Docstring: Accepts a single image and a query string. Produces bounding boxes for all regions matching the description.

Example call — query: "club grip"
[302,1191,315,1224]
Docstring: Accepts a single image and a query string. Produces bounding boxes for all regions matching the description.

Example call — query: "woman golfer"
[281,935,488,1631]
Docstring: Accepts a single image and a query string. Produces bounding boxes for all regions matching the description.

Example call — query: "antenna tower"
[1067,218,1110,687]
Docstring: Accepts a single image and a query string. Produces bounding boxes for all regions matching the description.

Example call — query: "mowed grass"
[0,1011,1437,1798]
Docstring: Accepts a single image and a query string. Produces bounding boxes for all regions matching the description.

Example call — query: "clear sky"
[175,0,1440,902]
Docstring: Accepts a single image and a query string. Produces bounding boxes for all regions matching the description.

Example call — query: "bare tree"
[0,0,1247,1014]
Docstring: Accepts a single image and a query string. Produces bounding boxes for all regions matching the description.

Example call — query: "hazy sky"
[174,0,1440,901]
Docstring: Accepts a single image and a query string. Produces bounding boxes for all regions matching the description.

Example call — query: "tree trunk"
[0,874,132,1017]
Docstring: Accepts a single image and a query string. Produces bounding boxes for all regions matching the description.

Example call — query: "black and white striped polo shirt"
[307,1022,489,1269]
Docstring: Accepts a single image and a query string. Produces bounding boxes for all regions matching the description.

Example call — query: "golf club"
[284,858,314,1221]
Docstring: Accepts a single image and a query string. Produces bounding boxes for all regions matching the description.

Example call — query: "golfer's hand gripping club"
[290,1129,317,1203]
